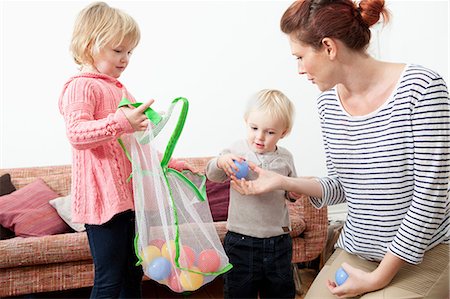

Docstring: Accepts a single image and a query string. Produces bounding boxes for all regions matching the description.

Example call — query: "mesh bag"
[119,97,232,293]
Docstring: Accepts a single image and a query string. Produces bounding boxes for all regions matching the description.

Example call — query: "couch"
[0,157,328,297]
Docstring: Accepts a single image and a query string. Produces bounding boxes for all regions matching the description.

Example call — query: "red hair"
[280,0,390,50]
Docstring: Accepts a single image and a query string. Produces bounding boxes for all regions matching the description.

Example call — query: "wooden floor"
[9,267,318,299]
[140,267,317,299]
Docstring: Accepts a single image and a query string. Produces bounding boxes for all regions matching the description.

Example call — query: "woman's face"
[289,36,336,91]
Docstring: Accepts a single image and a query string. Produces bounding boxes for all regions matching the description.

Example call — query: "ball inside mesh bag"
[147,257,171,281]
[180,267,204,291]
[198,249,221,273]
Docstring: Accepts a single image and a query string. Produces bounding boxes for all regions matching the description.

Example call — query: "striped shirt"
[310,64,450,264]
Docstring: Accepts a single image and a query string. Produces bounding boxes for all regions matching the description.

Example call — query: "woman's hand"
[326,263,374,298]
[230,162,284,195]
[327,252,403,299]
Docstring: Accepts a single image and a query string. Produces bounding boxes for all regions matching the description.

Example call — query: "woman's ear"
[321,37,337,60]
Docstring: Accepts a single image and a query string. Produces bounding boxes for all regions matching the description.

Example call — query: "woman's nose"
[297,62,306,75]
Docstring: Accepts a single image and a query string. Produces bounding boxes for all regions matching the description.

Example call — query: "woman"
[232,0,449,298]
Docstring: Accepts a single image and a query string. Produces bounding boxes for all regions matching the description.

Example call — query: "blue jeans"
[223,231,295,299]
[85,210,143,299]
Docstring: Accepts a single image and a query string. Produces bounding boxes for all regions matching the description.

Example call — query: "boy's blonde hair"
[244,89,295,136]
[70,2,140,66]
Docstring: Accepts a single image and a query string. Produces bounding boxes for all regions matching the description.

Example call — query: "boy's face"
[245,109,287,154]
[92,38,134,78]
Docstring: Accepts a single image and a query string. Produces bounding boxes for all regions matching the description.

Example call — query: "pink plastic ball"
[197,249,221,273]
[176,245,196,269]
[167,269,183,293]
[149,239,165,249]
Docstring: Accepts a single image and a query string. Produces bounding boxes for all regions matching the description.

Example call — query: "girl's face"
[91,38,134,78]
[245,109,287,154]
[289,36,336,91]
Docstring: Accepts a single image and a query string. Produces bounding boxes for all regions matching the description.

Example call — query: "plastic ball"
[233,160,249,179]
[176,245,196,269]
[197,249,221,273]
[141,245,161,265]
[335,267,348,286]
[161,240,176,261]
[149,239,165,249]
[180,267,204,291]
[147,257,172,281]
[167,269,183,293]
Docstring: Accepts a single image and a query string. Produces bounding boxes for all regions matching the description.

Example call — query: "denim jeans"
[85,210,143,299]
[223,231,295,299]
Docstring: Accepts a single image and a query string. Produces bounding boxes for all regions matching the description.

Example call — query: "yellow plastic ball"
[179,267,204,291]
[141,245,161,265]
[161,240,176,261]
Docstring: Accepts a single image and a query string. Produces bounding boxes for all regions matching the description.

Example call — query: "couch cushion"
[49,195,86,232]
[0,178,71,237]
[0,232,91,269]
[206,179,230,222]
[0,173,16,239]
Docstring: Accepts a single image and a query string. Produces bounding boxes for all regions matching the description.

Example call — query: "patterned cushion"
[49,195,86,232]
[0,178,71,237]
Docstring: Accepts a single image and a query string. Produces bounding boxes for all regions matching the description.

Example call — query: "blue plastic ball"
[146,257,172,281]
[335,267,348,286]
[233,160,249,179]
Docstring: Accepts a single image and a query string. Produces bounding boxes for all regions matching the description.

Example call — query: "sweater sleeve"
[60,79,134,150]
[205,157,229,183]
[389,75,450,264]
[309,101,347,208]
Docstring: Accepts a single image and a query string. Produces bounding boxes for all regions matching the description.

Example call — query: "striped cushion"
[0,178,71,237]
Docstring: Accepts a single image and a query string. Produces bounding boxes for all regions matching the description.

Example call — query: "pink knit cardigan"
[58,73,183,225]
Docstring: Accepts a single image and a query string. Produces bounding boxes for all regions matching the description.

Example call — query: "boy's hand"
[217,154,245,178]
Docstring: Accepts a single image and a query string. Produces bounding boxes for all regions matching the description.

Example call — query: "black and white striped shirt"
[310,64,450,264]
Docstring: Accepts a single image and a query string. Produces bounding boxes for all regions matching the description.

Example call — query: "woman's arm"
[231,162,322,197]
[328,252,405,298]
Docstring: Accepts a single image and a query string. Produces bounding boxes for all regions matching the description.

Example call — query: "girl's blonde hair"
[244,89,295,136]
[70,2,140,66]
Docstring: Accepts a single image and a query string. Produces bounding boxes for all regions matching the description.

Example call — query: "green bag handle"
[118,97,232,276]
[118,97,163,125]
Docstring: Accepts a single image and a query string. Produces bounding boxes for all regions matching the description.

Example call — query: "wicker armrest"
[0,232,91,269]
[289,196,328,263]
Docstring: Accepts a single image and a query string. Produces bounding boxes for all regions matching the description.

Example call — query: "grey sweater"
[206,139,297,238]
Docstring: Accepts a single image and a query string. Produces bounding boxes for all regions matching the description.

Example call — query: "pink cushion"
[0,178,71,237]
[206,179,230,222]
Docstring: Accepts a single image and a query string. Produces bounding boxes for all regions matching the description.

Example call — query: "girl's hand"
[167,159,198,173]
[120,98,155,131]
[287,191,303,200]
[217,154,244,177]
[231,162,284,195]
[326,263,374,298]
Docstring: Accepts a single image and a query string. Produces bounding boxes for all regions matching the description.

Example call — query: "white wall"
[1,1,448,187]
